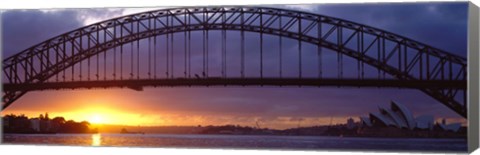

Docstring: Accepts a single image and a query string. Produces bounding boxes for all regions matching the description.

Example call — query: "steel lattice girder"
[1,6,468,117]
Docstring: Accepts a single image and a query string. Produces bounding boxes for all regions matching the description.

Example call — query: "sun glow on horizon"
[1,90,468,129]
[0,106,154,126]
[88,114,104,124]
[68,106,148,125]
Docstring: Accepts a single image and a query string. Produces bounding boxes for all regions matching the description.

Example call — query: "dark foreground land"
[2,114,466,138]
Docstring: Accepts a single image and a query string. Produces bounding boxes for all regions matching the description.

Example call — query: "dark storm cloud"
[279,2,468,56]
[2,10,84,58]
[2,2,469,121]
[2,8,123,58]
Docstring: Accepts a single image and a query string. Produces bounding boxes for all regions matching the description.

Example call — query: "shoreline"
[2,132,467,140]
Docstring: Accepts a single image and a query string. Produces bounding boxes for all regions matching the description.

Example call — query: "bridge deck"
[3,78,466,91]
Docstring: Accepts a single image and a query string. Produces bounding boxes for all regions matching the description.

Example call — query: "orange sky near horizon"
[2,108,362,130]
[1,87,469,129]
[0,89,368,129]
[1,111,359,129]
[1,109,467,130]
[2,89,178,127]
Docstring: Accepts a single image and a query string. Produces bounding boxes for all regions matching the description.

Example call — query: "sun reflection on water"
[91,134,102,146]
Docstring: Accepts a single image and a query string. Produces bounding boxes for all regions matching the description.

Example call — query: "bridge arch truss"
[2,6,467,117]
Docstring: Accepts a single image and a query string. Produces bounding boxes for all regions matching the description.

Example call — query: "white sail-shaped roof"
[379,107,407,128]
[390,101,416,130]
[360,116,372,127]
[359,101,463,131]
[370,112,395,127]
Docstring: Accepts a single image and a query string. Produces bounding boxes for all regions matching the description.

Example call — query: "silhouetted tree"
[3,114,93,134]
[52,117,66,124]
[50,117,66,132]
[44,112,50,120]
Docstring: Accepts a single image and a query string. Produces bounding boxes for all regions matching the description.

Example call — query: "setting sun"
[89,114,104,124]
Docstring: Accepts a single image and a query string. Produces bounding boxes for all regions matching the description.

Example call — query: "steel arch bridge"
[2,6,467,117]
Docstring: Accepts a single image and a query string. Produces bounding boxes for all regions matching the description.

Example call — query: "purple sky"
[1,2,468,128]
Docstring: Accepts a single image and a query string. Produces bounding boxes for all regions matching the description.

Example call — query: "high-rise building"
[346,118,356,129]
[30,118,40,132]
